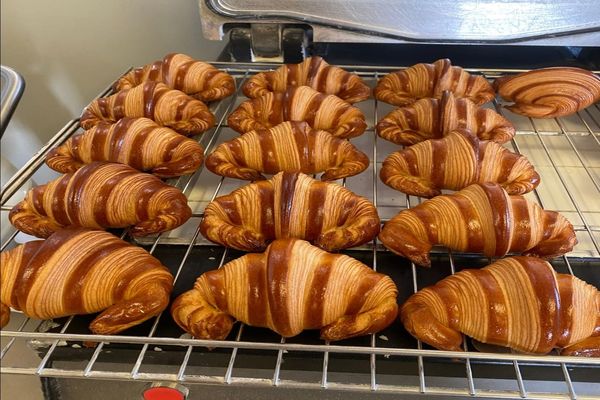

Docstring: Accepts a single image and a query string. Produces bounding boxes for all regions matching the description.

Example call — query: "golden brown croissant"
[0,228,173,334]
[376,91,515,145]
[401,256,600,355]
[242,56,371,104]
[379,183,577,267]
[171,238,398,341]
[114,53,235,102]
[9,162,192,238]
[494,67,600,118]
[200,171,380,252]
[80,82,215,136]
[205,121,369,181]
[380,129,540,197]
[46,117,204,178]
[228,86,367,138]
[374,59,495,107]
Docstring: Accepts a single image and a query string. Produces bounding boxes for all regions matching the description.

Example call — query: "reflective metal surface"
[0,66,25,138]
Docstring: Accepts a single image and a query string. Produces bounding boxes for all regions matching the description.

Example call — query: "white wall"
[1,0,225,183]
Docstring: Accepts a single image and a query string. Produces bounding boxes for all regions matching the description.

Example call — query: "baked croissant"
[9,162,192,238]
[494,67,600,118]
[80,82,215,136]
[379,183,577,267]
[380,129,540,197]
[401,256,600,356]
[374,59,495,107]
[242,56,371,104]
[171,238,398,341]
[228,85,367,138]
[114,53,235,102]
[0,228,174,334]
[200,171,380,252]
[376,91,515,145]
[46,117,204,178]
[205,121,369,181]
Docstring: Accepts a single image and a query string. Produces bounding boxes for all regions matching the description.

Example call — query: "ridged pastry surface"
[400,256,600,355]
[243,57,370,103]
[374,59,495,107]
[205,121,369,181]
[114,53,235,102]
[0,228,173,334]
[494,67,600,118]
[228,86,367,138]
[171,238,398,341]
[201,171,380,252]
[46,117,204,178]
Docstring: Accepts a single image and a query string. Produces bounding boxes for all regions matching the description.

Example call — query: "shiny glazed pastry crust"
[9,162,192,238]
[200,171,380,252]
[379,183,577,267]
[205,121,369,181]
[171,238,398,341]
[401,256,600,356]
[80,82,215,136]
[46,117,204,178]
[0,228,174,335]
[380,129,540,197]
[228,86,367,138]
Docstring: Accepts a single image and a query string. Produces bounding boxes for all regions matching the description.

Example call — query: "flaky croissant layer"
[171,239,398,341]
[46,117,204,178]
[10,162,192,238]
[401,256,600,355]
[0,228,173,334]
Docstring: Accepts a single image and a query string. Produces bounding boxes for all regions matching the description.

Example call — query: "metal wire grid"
[1,63,599,399]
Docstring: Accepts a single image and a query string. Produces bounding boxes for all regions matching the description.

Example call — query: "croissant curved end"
[171,290,234,340]
[400,299,463,351]
[0,303,10,329]
[9,200,64,239]
[560,336,600,357]
[378,225,432,268]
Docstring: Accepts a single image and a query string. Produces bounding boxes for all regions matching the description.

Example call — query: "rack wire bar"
[1,64,599,399]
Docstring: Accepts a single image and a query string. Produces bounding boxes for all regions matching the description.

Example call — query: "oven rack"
[1,63,599,399]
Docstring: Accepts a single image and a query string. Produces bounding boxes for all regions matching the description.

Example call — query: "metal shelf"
[1,62,599,399]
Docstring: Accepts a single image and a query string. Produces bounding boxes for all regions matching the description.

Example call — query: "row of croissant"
[1,54,599,357]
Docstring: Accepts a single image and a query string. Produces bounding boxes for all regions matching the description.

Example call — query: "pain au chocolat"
[0,228,173,335]
[228,86,367,138]
[9,162,192,238]
[80,82,215,136]
[201,171,380,252]
[114,53,235,102]
[242,56,371,104]
[401,256,600,356]
[494,67,600,118]
[376,91,515,146]
[205,121,369,181]
[46,117,204,178]
[375,59,495,107]
[171,238,398,341]
[379,183,577,267]
[380,129,540,197]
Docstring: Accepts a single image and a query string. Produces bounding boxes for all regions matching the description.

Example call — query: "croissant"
[376,91,515,145]
[205,121,369,181]
[242,56,371,104]
[9,162,192,238]
[0,228,173,334]
[171,238,398,341]
[379,183,577,267]
[46,117,204,178]
[374,59,495,107]
[114,53,235,102]
[80,82,215,136]
[401,256,600,356]
[228,86,367,138]
[380,129,540,197]
[494,67,600,118]
[201,171,380,252]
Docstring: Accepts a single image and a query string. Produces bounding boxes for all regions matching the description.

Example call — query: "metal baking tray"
[1,62,599,399]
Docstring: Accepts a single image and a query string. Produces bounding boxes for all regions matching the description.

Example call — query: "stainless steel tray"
[1,62,599,399]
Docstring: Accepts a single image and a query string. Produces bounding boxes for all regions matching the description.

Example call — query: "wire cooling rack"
[1,62,599,399]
